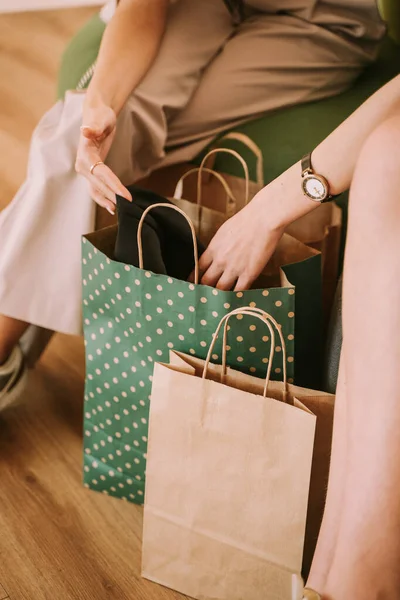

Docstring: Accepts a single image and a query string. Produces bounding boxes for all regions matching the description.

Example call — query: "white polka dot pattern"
[81,238,297,504]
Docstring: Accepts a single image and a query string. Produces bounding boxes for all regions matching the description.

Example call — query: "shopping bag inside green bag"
[82,201,321,503]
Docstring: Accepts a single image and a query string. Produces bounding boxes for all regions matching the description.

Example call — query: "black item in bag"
[115,186,204,281]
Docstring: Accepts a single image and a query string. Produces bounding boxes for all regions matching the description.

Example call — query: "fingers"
[77,106,132,203]
[198,248,238,290]
[90,168,117,205]
[199,249,220,287]
[91,163,132,203]
[96,164,132,202]
[216,272,238,291]
[194,252,255,291]
[80,106,116,141]
[200,263,223,288]
[234,274,254,292]
[80,125,107,142]
[76,150,132,203]
[90,188,116,216]
[90,163,132,202]
[198,249,213,275]
[189,250,212,283]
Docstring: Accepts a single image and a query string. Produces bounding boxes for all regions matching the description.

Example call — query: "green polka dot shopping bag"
[82,202,323,503]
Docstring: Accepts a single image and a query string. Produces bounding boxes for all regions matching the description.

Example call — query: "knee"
[364,113,400,165]
[350,113,400,217]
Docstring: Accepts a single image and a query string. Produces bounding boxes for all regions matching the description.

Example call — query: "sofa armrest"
[379,0,400,44]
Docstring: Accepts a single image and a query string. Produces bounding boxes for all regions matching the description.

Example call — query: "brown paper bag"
[143,308,322,600]
[169,145,252,217]
[286,203,342,320]
[198,132,265,214]
[167,333,335,577]
[141,132,264,215]
[170,166,237,246]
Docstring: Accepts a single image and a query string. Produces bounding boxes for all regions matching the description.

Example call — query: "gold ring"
[90,161,104,175]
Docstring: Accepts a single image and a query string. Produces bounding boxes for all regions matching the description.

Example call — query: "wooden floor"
[0,9,185,600]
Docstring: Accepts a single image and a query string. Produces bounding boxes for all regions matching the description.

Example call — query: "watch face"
[302,175,328,202]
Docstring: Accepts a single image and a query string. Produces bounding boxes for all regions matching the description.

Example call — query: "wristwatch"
[301,152,333,203]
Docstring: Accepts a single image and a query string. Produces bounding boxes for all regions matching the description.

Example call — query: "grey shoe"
[0,346,28,412]
[20,325,53,368]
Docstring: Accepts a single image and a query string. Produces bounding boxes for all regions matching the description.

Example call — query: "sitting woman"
[1,3,399,599]
[0,0,384,406]
[200,73,400,600]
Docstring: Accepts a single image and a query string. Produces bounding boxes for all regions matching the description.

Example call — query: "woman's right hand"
[75,103,132,215]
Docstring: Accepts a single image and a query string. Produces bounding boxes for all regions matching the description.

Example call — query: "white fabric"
[99,0,116,24]
[0,92,94,334]
[0,90,138,335]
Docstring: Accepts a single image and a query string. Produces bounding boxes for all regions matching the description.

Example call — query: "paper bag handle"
[200,148,250,206]
[203,307,287,397]
[221,307,287,383]
[173,167,237,214]
[217,132,264,187]
[137,202,199,284]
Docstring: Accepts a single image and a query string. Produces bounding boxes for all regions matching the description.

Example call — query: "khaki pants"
[0,0,383,339]
[109,0,382,182]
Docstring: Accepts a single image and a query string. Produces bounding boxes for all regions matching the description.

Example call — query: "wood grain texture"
[0,8,95,209]
[0,583,9,600]
[0,10,186,600]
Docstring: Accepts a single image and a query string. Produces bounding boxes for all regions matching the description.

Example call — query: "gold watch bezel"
[301,172,330,203]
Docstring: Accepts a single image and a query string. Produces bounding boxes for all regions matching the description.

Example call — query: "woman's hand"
[196,193,285,291]
[75,103,132,215]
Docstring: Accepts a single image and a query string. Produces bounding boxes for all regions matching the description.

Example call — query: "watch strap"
[301,152,312,175]
[301,151,336,203]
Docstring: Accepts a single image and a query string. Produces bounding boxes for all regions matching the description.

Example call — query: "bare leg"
[0,315,29,364]
[306,357,347,591]
[321,115,400,598]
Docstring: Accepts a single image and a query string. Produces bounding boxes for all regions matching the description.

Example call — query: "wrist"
[309,146,343,197]
[83,88,115,119]
[255,161,320,231]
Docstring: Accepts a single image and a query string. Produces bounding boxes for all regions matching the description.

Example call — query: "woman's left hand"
[195,193,285,291]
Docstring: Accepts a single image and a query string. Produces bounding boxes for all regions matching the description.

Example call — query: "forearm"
[264,74,400,229]
[84,0,168,117]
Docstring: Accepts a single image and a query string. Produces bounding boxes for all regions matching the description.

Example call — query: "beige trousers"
[0,0,382,338]
[109,0,381,180]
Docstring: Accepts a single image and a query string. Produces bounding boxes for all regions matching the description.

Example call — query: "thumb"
[80,124,111,142]
[81,106,116,141]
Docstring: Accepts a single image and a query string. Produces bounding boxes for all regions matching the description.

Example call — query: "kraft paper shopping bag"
[167,307,335,577]
[143,307,317,600]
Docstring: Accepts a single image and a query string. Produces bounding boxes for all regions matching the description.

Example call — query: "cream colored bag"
[143,307,320,600]
[203,131,265,211]
[142,131,263,212]
[286,203,342,319]
[170,166,237,246]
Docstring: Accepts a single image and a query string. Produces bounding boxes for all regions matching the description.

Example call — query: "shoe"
[20,325,53,367]
[303,588,321,600]
[0,346,28,412]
